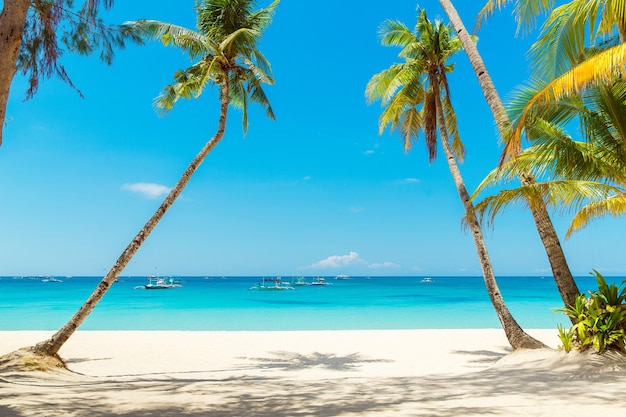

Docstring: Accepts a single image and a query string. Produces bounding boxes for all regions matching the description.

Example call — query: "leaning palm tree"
[366,9,544,350]
[437,0,581,310]
[5,0,278,367]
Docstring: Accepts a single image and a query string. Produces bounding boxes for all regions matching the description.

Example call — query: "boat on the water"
[420,277,434,283]
[292,276,308,286]
[250,277,295,291]
[309,277,331,286]
[144,276,182,289]
[335,274,351,280]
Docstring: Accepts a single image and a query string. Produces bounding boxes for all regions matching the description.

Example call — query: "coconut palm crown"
[365,10,465,162]
[128,0,277,133]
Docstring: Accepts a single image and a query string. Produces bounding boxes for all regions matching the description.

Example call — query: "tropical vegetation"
[473,77,626,239]
[0,0,141,146]
[366,9,544,350]
[6,0,278,366]
[471,0,626,251]
[558,271,626,354]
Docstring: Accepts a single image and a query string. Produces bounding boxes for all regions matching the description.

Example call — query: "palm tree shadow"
[242,351,393,372]
[452,349,509,365]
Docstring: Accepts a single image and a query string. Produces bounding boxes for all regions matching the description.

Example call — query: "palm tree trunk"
[437,0,580,310]
[32,80,231,357]
[433,78,544,350]
[0,0,30,146]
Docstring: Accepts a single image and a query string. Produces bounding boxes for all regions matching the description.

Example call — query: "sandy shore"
[1,329,625,416]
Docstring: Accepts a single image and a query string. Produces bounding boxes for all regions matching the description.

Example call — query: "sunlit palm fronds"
[473,179,623,230]
[475,73,626,238]
[507,43,626,156]
[567,193,626,237]
[127,0,278,132]
[530,0,626,79]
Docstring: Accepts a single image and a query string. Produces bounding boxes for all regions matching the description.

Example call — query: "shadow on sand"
[2,349,626,416]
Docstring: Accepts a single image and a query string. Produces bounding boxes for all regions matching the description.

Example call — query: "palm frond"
[508,44,626,155]
[244,69,275,120]
[365,63,423,106]
[473,180,621,229]
[242,57,273,85]
[379,20,416,49]
[474,0,512,33]
[439,73,464,162]
[247,0,280,33]
[125,20,213,60]
[399,107,424,152]
[530,0,626,79]
[219,27,260,57]
[153,59,217,114]
[567,193,626,237]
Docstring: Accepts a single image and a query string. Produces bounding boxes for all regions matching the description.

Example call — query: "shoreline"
[2,329,625,415]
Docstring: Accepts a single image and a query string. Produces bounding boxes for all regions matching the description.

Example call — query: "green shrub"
[557,270,626,354]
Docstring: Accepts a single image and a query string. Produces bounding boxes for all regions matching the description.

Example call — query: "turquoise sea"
[0,275,621,331]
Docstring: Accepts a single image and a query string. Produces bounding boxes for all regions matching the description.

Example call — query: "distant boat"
[335,274,351,280]
[41,276,62,283]
[420,277,434,283]
[292,276,308,286]
[144,276,182,289]
[250,277,295,291]
[309,277,331,286]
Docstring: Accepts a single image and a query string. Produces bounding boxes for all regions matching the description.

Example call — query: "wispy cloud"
[369,261,400,269]
[307,251,365,269]
[123,182,171,199]
[395,178,420,185]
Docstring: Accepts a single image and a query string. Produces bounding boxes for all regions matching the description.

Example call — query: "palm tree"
[0,0,139,146]
[474,78,626,239]
[10,0,278,365]
[366,9,544,350]
[437,0,581,310]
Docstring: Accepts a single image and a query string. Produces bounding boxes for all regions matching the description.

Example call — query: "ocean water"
[0,275,621,331]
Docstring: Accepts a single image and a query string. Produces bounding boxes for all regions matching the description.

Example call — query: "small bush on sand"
[557,270,626,354]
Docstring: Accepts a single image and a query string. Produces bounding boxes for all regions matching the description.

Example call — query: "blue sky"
[1,0,624,277]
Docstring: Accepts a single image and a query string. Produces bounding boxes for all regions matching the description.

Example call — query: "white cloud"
[364,150,375,155]
[308,251,365,269]
[349,206,365,213]
[123,182,171,199]
[397,178,420,184]
[306,251,400,271]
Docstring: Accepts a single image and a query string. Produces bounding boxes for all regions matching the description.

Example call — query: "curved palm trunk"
[0,0,30,146]
[438,0,580,310]
[433,78,544,349]
[31,80,231,357]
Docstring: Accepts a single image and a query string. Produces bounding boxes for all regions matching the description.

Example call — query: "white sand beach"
[1,329,626,416]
